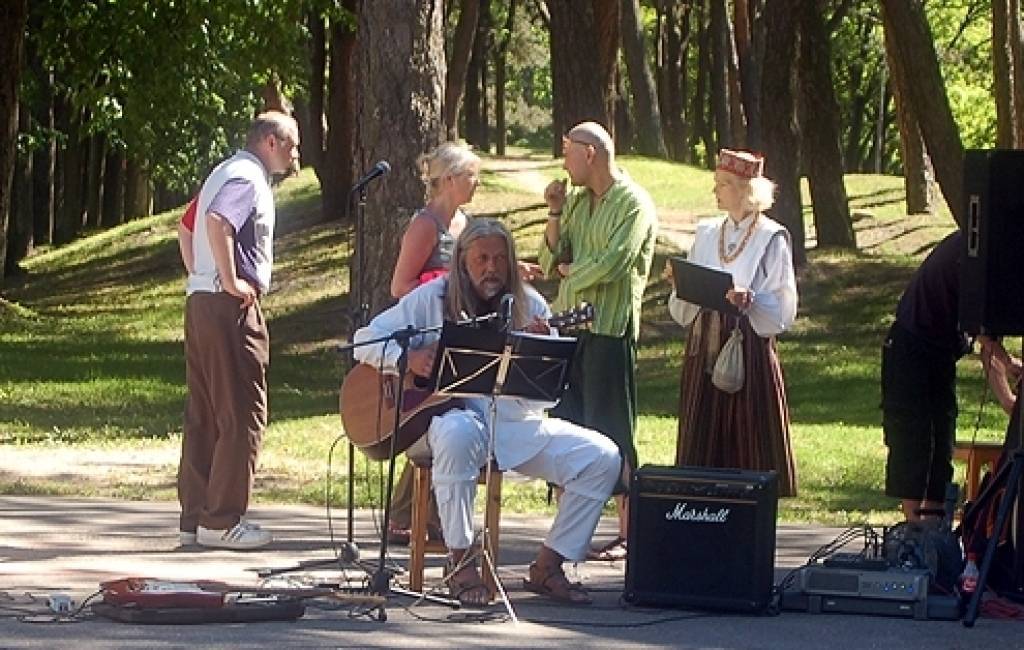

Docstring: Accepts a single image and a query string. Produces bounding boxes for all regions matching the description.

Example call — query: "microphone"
[350,160,391,194]
[499,293,515,333]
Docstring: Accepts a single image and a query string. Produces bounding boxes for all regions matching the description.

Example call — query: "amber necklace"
[718,213,759,264]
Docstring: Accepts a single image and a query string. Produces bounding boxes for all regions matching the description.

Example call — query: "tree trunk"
[658,0,689,161]
[593,0,621,139]
[0,0,28,283]
[994,0,1016,147]
[353,0,445,317]
[477,3,491,152]
[880,1,964,227]
[322,0,357,221]
[548,1,613,155]
[101,146,125,227]
[760,0,804,267]
[444,0,479,141]
[300,10,326,174]
[692,3,715,166]
[614,69,632,153]
[54,107,86,245]
[622,0,668,157]
[123,155,152,222]
[464,0,486,147]
[28,60,53,246]
[737,0,765,150]
[883,8,932,214]
[724,2,746,147]
[7,103,32,276]
[843,16,873,172]
[870,65,889,173]
[85,133,105,229]
[1010,0,1024,145]
[708,0,733,148]
[464,0,492,149]
[799,0,854,249]
[494,0,518,156]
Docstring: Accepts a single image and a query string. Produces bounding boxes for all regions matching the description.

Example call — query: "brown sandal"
[444,560,491,607]
[522,562,592,605]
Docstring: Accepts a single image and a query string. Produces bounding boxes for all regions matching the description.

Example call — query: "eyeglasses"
[562,135,597,151]
[274,134,298,150]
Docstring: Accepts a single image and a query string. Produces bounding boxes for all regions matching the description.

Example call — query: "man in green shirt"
[538,121,658,560]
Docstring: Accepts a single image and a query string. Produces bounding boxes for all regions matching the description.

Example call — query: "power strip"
[47,594,74,614]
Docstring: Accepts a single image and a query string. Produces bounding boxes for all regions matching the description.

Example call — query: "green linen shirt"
[538,174,657,340]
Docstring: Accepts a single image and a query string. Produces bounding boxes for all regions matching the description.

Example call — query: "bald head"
[562,121,617,191]
[565,121,614,161]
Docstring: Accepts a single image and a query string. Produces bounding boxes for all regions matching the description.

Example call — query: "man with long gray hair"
[353,218,620,607]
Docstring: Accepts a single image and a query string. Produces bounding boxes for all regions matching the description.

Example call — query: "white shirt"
[187,151,275,295]
[352,278,570,470]
[668,214,797,337]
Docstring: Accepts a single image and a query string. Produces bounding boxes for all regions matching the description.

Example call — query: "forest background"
[0,0,1020,524]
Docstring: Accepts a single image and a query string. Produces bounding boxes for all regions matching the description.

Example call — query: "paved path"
[0,496,1013,648]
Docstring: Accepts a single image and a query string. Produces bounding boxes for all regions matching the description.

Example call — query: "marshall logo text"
[665,502,730,523]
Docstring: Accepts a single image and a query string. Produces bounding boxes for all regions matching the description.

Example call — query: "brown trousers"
[179,292,269,532]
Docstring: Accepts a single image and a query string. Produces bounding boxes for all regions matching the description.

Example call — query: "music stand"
[427,322,578,620]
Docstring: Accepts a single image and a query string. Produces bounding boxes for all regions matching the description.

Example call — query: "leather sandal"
[444,559,491,607]
[522,562,592,605]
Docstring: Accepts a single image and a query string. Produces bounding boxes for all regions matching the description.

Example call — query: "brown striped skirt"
[675,309,798,497]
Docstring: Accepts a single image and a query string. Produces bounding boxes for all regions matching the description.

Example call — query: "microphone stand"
[345,185,371,546]
[338,324,458,618]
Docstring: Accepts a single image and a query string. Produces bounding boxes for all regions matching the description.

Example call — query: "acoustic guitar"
[339,304,594,461]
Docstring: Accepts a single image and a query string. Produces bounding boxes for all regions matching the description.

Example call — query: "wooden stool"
[954,441,1004,501]
[407,459,502,601]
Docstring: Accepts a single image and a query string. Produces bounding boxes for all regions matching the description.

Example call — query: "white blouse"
[668,214,798,338]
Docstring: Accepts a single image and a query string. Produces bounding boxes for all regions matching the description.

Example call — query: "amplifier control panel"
[799,566,929,602]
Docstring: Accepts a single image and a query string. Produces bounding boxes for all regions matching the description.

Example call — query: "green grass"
[0,158,1012,527]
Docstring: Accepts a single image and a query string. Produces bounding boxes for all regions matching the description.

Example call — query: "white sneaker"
[179,531,197,546]
[196,520,272,550]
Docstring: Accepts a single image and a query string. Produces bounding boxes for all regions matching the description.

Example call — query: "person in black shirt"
[882,231,1019,521]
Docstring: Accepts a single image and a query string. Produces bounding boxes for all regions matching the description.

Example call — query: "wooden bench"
[954,441,1003,501]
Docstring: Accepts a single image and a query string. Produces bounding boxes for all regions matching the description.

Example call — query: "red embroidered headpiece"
[716,149,764,179]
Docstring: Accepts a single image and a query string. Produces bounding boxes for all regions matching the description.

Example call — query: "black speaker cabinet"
[624,465,778,613]
[960,149,1024,335]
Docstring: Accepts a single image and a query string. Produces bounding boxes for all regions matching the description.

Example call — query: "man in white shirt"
[178,112,299,550]
[353,219,619,606]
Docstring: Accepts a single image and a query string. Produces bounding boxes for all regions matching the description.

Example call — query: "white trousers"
[419,408,620,561]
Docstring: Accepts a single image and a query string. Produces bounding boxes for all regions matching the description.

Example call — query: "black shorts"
[881,323,957,502]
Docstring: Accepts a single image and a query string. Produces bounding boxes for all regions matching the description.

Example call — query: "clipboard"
[670,256,739,316]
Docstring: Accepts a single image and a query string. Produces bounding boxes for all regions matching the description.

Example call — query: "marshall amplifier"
[623,465,778,612]
[960,148,1024,335]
